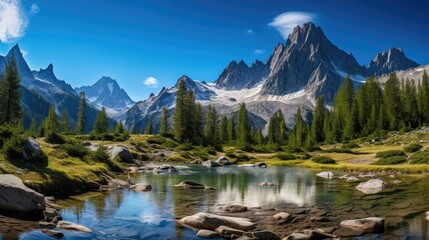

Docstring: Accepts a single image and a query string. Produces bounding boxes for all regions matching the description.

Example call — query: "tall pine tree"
[159,107,169,137]
[76,92,86,134]
[0,54,22,125]
[93,107,109,134]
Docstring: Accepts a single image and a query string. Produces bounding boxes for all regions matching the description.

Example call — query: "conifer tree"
[194,103,203,142]
[227,117,236,144]
[93,107,109,134]
[0,54,22,125]
[183,90,196,142]
[39,120,46,137]
[29,118,37,137]
[294,107,305,147]
[145,120,153,134]
[115,121,124,134]
[267,112,280,144]
[237,103,251,148]
[421,71,429,122]
[256,128,264,145]
[204,105,218,146]
[159,107,169,137]
[311,97,326,143]
[218,115,228,143]
[60,108,70,132]
[343,99,360,141]
[76,92,86,134]
[45,104,58,133]
[383,73,401,130]
[131,124,137,134]
[173,80,186,142]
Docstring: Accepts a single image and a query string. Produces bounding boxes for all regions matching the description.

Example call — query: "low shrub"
[404,143,423,153]
[306,146,322,152]
[2,135,24,160]
[375,150,405,158]
[275,152,296,160]
[410,151,429,164]
[0,124,15,148]
[176,143,193,151]
[205,147,217,155]
[45,132,66,144]
[373,156,407,165]
[225,152,237,158]
[61,142,89,159]
[147,136,166,144]
[236,153,251,162]
[312,156,336,164]
[90,145,109,163]
[341,143,360,149]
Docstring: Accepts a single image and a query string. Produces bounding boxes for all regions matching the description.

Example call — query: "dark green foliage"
[237,103,252,149]
[404,143,423,153]
[375,150,405,158]
[90,145,109,162]
[131,124,137,134]
[28,118,37,137]
[146,135,166,144]
[236,153,251,161]
[45,132,66,144]
[0,124,15,148]
[268,110,287,145]
[409,151,429,164]
[384,73,402,130]
[159,107,169,137]
[2,135,24,160]
[60,108,70,132]
[61,141,89,159]
[225,152,237,158]
[173,79,186,142]
[275,152,296,160]
[306,146,322,152]
[312,156,336,164]
[145,120,153,134]
[374,156,407,165]
[0,55,22,125]
[115,121,124,134]
[93,107,109,134]
[341,143,360,149]
[204,105,219,147]
[218,116,228,143]
[227,117,236,144]
[76,92,86,134]
[311,97,326,143]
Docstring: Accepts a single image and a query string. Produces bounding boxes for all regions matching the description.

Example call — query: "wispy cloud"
[254,49,265,55]
[30,3,39,15]
[143,77,158,87]
[0,0,29,43]
[247,29,253,34]
[21,49,28,56]
[269,11,315,39]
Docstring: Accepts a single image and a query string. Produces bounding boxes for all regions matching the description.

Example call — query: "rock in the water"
[215,225,244,235]
[23,137,42,155]
[238,164,255,167]
[43,207,61,222]
[202,160,222,168]
[108,178,130,188]
[243,230,280,240]
[180,212,256,231]
[174,180,205,189]
[273,212,291,221]
[42,229,64,239]
[57,221,92,233]
[216,156,232,165]
[356,179,386,194]
[130,183,152,192]
[316,171,334,179]
[225,204,247,213]
[347,177,359,182]
[255,162,267,168]
[110,145,134,163]
[340,217,385,233]
[285,232,311,240]
[0,174,46,213]
[259,181,275,186]
[196,229,222,238]
[39,220,57,228]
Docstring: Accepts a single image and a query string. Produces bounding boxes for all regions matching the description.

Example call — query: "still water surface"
[10,165,429,239]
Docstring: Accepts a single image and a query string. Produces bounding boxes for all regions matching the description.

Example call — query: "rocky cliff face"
[368,48,419,76]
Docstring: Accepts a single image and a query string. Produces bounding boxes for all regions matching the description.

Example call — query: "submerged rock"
[215,225,244,235]
[196,229,221,238]
[347,177,359,182]
[316,171,334,179]
[130,183,152,192]
[225,204,247,213]
[238,164,255,167]
[42,229,64,239]
[255,162,267,168]
[57,221,92,233]
[356,179,386,194]
[174,180,205,189]
[180,212,256,231]
[243,230,281,240]
[340,217,385,233]
[259,181,276,186]
[0,174,46,213]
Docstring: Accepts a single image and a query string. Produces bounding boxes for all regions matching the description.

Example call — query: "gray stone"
[57,221,92,233]
[110,145,134,163]
[284,232,311,240]
[180,212,256,231]
[316,171,334,179]
[273,212,291,221]
[255,162,267,168]
[243,230,280,240]
[356,179,386,194]
[225,204,247,213]
[215,225,245,235]
[202,160,222,168]
[238,164,255,167]
[130,183,152,192]
[340,217,385,233]
[23,137,42,154]
[42,229,64,239]
[196,229,222,238]
[174,180,205,189]
[216,156,232,165]
[0,174,46,213]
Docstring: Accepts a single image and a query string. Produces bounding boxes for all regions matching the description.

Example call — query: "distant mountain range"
[0,22,424,133]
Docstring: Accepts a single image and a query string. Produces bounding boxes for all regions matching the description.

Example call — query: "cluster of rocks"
[316,171,387,194]
[179,208,386,239]
[174,180,216,190]
[202,156,232,168]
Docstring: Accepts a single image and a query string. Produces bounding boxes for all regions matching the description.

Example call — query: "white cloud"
[0,0,28,43]
[254,49,265,55]
[30,3,39,15]
[143,77,158,87]
[247,29,253,34]
[21,49,28,56]
[269,11,314,39]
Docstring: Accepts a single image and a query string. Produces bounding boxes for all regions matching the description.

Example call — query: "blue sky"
[0,0,428,101]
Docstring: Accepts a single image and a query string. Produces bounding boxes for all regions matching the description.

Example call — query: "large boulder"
[340,217,384,233]
[215,225,244,235]
[57,221,92,233]
[255,162,267,168]
[316,171,334,179]
[0,174,46,213]
[110,145,134,163]
[356,179,386,194]
[180,212,256,231]
[243,230,281,240]
[225,204,247,213]
[202,160,222,168]
[23,137,42,154]
[174,180,205,189]
[216,156,232,165]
